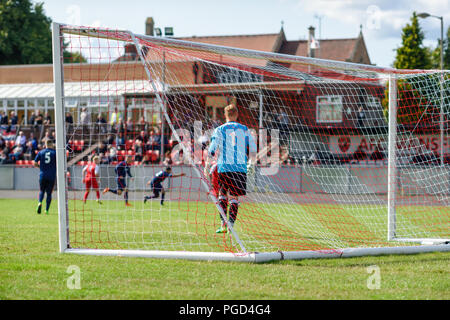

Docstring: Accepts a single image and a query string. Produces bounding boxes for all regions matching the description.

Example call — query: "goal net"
[52,23,450,262]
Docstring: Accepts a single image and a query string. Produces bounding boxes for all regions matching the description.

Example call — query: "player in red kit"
[82,155,101,204]
[209,163,220,198]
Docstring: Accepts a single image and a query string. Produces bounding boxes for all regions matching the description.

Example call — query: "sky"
[41,0,450,68]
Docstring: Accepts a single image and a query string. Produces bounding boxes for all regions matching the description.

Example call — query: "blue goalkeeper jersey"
[208,121,257,173]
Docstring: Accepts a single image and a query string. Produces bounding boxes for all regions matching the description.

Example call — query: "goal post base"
[64,244,450,263]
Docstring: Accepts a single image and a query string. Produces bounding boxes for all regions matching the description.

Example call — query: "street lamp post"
[418,12,445,166]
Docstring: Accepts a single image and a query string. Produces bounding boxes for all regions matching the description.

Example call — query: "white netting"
[57,25,449,254]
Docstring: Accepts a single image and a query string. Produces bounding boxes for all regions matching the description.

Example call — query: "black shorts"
[218,172,247,197]
[151,183,163,197]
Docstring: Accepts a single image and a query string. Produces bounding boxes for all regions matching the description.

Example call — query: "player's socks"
[109,189,118,194]
[96,191,100,200]
[160,192,165,205]
[218,196,228,224]
[144,196,149,204]
[83,191,89,203]
[36,202,42,214]
[229,199,239,226]
[46,194,52,212]
[38,191,45,204]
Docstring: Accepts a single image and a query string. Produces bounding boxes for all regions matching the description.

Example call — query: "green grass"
[0,198,449,300]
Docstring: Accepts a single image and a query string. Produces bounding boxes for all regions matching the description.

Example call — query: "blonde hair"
[224,104,238,120]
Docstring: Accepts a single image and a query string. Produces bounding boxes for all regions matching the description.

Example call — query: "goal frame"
[52,22,449,262]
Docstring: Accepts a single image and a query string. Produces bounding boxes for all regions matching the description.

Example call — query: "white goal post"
[52,22,449,262]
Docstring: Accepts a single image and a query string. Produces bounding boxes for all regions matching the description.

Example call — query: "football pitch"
[0,197,449,300]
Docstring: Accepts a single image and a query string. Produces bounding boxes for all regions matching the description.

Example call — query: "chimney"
[146,17,155,36]
[308,26,315,58]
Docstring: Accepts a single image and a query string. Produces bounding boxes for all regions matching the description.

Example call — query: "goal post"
[52,22,449,262]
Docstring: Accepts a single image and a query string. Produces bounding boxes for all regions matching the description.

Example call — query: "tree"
[394,12,431,69]
[0,0,53,65]
[429,26,450,70]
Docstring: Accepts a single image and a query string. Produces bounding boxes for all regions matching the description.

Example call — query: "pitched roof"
[280,38,359,61]
[177,33,282,54]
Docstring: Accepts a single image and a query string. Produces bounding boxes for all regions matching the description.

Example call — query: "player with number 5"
[33,140,57,215]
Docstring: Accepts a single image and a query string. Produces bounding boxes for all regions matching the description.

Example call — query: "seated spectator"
[115,119,125,134]
[108,145,118,162]
[138,116,148,131]
[80,108,89,124]
[65,112,74,124]
[148,128,161,151]
[43,112,52,125]
[96,142,108,154]
[0,136,5,149]
[0,111,8,125]
[116,132,125,150]
[41,130,52,144]
[29,133,38,150]
[280,146,293,165]
[162,150,173,166]
[0,150,12,164]
[134,139,145,162]
[126,117,134,133]
[138,130,149,144]
[23,141,37,160]
[10,143,24,162]
[34,110,44,126]
[96,114,107,124]
[98,152,110,164]
[15,131,27,147]
[9,111,18,125]
[105,134,115,146]
[96,114,107,133]
[140,153,152,165]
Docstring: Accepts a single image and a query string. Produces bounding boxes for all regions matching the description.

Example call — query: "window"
[65,98,78,108]
[366,96,381,109]
[316,96,343,123]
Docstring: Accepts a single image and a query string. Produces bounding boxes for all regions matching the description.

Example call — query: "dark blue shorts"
[39,177,55,194]
[117,177,126,191]
[151,183,163,197]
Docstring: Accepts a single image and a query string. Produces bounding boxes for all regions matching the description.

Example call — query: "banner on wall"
[329,135,449,155]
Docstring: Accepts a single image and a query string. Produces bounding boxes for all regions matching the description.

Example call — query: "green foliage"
[394,12,431,70]
[0,0,52,65]
[0,0,87,65]
[63,48,87,64]
[382,73,449,125]
[445,26,450,69]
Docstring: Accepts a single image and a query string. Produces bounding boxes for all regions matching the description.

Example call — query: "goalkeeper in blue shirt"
[204,104,257,233]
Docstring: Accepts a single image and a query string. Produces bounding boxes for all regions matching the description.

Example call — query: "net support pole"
[387,74,397,241]
[52,22,69,252]
[439,72,444,166]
